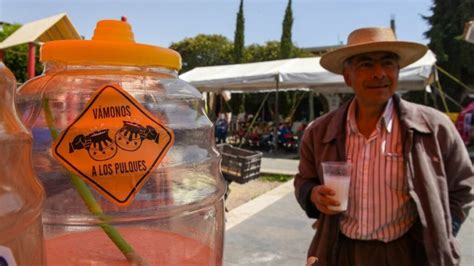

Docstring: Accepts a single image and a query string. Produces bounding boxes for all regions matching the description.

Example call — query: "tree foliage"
[245,41,281,62]
[0,23,41,83]
[423,0,474,107]
[245,40,312,63]
[280,0,294,59]
[169,34,233,73]
[233,0,245,63]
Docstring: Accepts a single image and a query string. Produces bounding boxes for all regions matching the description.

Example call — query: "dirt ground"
[224,179,282,211]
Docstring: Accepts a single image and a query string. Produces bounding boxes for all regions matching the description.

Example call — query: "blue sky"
[0,0,433,48]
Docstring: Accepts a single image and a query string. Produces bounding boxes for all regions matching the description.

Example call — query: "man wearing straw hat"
[295,27,473,266]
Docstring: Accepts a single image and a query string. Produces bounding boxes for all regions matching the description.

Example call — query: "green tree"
[245,41,311,63]
[280,0,294,59]
[245,41,281,62]
[169,34,233,73]
[423,0,474,108]
[233,0,245,63]
[0,23,41,83]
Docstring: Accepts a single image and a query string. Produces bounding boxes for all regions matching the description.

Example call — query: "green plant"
[259,174,293,182]
[423,0,474,108]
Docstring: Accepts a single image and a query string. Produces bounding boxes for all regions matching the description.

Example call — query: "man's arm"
[294,128,321,219]
[443,120,474,236]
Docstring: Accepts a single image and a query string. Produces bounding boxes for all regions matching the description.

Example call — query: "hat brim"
[320,41,428,74]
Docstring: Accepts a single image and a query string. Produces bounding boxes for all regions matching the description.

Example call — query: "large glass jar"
[0,62,45,265]
[16,20,224,265]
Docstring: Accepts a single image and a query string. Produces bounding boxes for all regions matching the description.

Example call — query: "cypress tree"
[233,0,245,63]
[280,0,294,59]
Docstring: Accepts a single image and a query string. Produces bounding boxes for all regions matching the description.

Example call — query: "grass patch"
[467,145,474,152]
[259,174,293,182]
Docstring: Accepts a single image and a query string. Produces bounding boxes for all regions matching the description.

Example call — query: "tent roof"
[0,13,81,49]
[180,50,437,94]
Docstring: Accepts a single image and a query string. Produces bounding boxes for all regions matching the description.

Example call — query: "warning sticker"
[52,84,174,206]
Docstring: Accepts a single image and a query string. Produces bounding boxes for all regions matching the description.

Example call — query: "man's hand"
[310,185,342,215]
[306,256,318,266]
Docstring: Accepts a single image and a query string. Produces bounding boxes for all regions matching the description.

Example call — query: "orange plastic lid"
[41,20,181,70]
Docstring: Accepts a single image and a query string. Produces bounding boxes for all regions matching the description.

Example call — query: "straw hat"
[320,27,428,74]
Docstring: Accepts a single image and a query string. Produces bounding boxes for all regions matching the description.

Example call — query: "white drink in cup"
[322,162,352,211]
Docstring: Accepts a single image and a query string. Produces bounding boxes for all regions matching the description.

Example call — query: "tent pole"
[424,88,428,106]
[28,42,36,79]
[273,76,280,150]
[238,93,271,148]
[309,90,314,121]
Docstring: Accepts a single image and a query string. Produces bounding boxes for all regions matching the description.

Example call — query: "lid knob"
[92,20,134,43]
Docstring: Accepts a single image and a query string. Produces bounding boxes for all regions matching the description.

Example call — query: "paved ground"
[224,157,474,266]
[224,181,313,266]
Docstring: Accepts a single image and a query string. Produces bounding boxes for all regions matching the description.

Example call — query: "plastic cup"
[322,161,352,211]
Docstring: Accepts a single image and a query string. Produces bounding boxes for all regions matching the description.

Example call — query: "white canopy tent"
[180,50,437,148]
[180,50,436,94]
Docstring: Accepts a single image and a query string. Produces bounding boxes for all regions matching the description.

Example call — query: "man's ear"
[342,68,352,87]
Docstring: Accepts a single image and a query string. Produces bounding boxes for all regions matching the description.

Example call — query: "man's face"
[342,51,400,109]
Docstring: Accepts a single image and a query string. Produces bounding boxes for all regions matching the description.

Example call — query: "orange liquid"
[46,228,217,265]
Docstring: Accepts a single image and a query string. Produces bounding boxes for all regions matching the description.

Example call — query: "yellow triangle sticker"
[52,84,174,206]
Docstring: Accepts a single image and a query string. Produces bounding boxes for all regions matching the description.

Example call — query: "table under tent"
[180,50,437,148]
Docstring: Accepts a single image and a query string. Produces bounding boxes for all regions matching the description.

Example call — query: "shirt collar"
[347,97,395,134]
[382,97,394,133]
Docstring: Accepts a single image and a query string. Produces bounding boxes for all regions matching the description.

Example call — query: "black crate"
[217,144,263,184]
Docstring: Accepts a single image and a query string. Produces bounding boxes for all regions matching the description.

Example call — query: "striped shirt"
[340,98,417,242]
